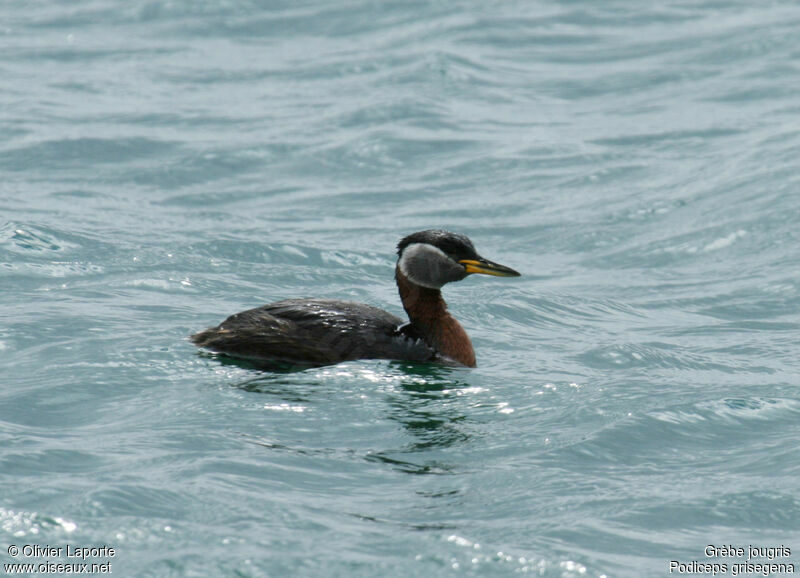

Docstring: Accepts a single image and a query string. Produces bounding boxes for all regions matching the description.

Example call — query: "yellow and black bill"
[458,257,521,277]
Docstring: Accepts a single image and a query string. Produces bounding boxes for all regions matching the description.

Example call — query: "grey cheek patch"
[398,243,463,289]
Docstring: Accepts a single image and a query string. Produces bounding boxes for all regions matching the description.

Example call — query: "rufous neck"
[395,267,476,367]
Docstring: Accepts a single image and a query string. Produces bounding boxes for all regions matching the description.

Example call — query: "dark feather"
[397,229,478,261]
[192,298,436,366]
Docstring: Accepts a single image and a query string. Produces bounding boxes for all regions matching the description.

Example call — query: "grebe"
[191,230,520,368]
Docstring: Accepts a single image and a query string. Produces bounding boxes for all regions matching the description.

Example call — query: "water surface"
[2,0,800,576]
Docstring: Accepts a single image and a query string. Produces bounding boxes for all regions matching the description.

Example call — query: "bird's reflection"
[226,359,476,475]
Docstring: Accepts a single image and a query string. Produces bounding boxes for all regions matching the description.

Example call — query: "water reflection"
[374,362,474,474]
[196,350,322,373]
[223,359,478,475]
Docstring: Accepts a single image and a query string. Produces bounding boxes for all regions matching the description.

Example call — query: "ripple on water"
[0,507,77,537]
[415,533,600,577]
[82,485,188,519]
[0,138,177,171]
[563,396,800,471]
[1,449,108,476]
[0,222,76,254]
[0,222,111,286]
[575,341,749,373]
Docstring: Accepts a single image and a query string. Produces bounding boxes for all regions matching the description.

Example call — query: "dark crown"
[397,230,479,261]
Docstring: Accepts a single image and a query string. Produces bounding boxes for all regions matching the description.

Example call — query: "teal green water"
[2,1,800,576]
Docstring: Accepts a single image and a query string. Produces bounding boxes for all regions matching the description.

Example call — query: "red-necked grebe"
[191,229,520,367]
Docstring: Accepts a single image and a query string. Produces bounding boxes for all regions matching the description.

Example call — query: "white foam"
[704,229,747,252]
